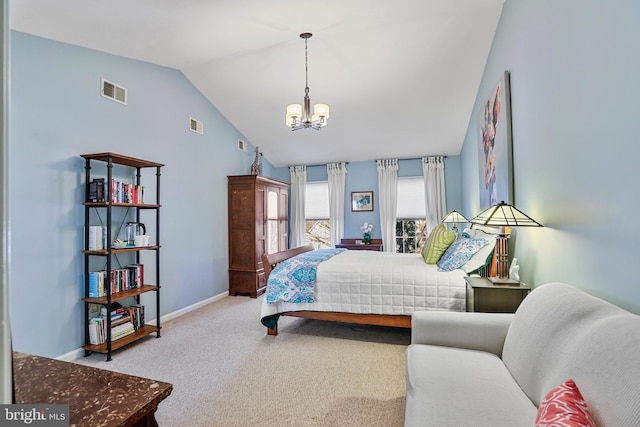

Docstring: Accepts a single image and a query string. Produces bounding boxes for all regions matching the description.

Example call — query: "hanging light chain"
[304,33,310,93]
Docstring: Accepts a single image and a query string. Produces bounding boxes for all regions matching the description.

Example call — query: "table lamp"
[469,201,542,284]
[440,210,469,232]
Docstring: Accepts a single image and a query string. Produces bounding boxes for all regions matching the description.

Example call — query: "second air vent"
[101,79,127,105]
[190,118,204,134]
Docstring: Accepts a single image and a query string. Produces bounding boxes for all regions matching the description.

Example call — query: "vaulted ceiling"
[10,0,504,167]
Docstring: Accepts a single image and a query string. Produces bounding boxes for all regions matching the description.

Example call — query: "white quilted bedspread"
[260,250,467,321]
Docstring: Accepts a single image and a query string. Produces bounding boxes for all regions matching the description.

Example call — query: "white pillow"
[462,225,501,237]
[459,228,497,274]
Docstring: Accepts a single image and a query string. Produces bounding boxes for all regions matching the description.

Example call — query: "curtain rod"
[297,161,350,168]
[388,155,448,161]
[293,155,448,168]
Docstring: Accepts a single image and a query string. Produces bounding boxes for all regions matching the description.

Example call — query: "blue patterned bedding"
[266,248,346,304]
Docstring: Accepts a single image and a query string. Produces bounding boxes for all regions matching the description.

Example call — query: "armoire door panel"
[229,229,255,270]
[229,185,254,228]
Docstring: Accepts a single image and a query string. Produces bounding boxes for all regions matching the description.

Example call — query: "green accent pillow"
[421,223,456,264]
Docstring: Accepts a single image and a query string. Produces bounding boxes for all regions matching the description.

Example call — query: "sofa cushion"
[405,344,537,427]
[535,379,595,427]
[411,311,513,357]
[502,282,640,426]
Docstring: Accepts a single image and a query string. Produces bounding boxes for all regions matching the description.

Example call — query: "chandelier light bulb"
[286,104,302,126]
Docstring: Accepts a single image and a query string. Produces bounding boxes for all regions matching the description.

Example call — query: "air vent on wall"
[190,118,204,134]
[238,140,247,152]
[101,78,127,105]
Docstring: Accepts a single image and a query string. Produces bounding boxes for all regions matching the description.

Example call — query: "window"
[396,220,426,253]
[305,181,331,249]
[395,177,426,253]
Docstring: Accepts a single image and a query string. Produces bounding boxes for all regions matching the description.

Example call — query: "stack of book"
[88,264,144,298]
[111,179,144,204]
[88,303,145,345]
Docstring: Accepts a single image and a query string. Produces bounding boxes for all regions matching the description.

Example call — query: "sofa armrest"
[411,311,514,357]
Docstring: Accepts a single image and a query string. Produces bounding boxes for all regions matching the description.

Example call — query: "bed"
[260,226,496,335]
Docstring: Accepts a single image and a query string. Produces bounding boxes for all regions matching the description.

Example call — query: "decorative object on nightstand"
[469,201,542,285]
[440,210,469,232]
[509,258,520,281]
[360,222,373,245]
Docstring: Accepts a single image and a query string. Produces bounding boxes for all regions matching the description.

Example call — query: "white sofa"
[405,282,640,427]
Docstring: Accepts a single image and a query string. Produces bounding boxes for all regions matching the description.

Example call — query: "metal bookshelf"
[80,152,163,361]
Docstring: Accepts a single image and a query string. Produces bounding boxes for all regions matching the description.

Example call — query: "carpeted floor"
[76,295,411,426]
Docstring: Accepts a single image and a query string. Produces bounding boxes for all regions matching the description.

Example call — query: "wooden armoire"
[227,175,289,297]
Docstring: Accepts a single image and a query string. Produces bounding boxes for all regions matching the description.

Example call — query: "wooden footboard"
[262,244,314,280]
[262,245,412,335]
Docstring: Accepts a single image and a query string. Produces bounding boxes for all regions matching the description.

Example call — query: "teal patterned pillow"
[437,238,489,272]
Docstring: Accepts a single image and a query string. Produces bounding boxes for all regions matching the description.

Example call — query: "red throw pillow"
[535,379,596,427]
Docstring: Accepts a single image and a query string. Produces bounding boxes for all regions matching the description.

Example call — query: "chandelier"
[285,33,330,131]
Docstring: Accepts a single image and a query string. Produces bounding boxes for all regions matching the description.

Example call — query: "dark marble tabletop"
[13,352,173,427]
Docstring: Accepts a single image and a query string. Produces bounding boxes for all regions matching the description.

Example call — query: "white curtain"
[422,156,447,235]
[376,159,399,252]
[327,162,347,247]
[289,165,307,248]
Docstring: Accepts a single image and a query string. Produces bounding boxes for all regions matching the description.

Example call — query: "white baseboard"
[57,290,230,362]
[149,291,229,325]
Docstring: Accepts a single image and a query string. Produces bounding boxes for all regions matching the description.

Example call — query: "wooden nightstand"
[465,277,532,313]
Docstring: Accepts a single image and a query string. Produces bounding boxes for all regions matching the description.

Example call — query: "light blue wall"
[275,156,463,240]
[460,0,640,313]
[9,31,273,358]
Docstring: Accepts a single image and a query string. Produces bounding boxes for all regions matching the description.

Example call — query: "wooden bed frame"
[261,245,412,336]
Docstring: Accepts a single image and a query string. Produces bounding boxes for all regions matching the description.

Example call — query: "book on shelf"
[100,303,124,318]
[126,264,144,289]
[111,315,132,327]
[104,309,127,322]
[110,178,144,204]
[88,178,105,202]
[88,265,145,298]
[111,321,135,340]
[88,307,141,345]
[88,320,100,345]
[88,317,107,345]
[127,304,145,329]
[87,226,106,250]
[88,271,104,298]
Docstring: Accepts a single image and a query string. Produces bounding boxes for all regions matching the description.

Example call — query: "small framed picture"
[351,191,374,212]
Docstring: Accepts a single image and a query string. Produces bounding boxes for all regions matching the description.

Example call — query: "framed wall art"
[351,191,373,212]
[477,70,514,209]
